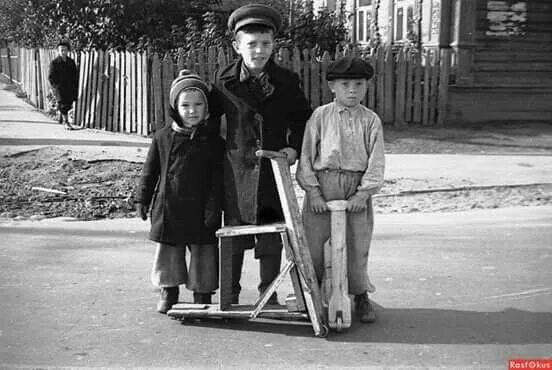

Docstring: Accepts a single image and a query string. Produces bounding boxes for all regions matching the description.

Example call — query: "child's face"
[232,31,274,74]
[176,89,207,128]
[329,78,368,107]
[57,45,69,58]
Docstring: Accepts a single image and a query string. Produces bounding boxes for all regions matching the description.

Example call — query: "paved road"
[1,206,550,369]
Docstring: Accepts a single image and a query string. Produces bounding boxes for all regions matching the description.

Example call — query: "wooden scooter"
[323,200,352,332]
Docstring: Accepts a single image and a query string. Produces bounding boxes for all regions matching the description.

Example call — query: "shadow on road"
[0,138,150,147]
[173,306,552,344]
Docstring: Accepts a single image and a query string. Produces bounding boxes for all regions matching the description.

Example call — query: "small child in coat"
[296,57,385,323]
[136,70,224,314]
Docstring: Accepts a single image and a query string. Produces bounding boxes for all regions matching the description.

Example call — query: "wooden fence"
[0,44,451,136]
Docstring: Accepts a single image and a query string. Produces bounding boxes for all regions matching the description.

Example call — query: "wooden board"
[168,303,309,321]
[256,150,328,337]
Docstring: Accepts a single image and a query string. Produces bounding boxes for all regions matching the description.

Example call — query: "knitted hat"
[326,56,375,81]
[169,69,210,113]
[228,4,282,34]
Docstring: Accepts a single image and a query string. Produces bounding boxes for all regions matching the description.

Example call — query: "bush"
[0,0,348,54]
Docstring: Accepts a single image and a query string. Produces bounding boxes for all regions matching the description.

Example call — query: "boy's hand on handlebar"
[308,191,328,214]
[347,192,369,213]
[279,147,298,165]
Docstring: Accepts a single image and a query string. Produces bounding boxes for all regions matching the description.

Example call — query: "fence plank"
[152,53,163,131]
[162,54,174,127]
[118,51,126,132]
[412,51,422,123]
[366,55,376,110]
[437,48,450,125]
[132,51,139,133]
[101,52,112,131]
[124,51,132,133]
[88,49,98,128]
[422,49,431,126]
[375,47,385,119]
[383,47,394,123]
[394,48,406,126]
[405,50,414,123]
[75,52,85,126]
[429,50,440,126]
[197,49,206,80]
[208,46,217,81]
[320,51,331,105]
[292,47,301,76]
[177,49,186,72]
[310,48,320,108]
[113,51,122,133]
[106,50,114,131]
[82,51,92,128]
[141,52,149,135]
[217,47,228,75]
[302,49,310,102]
[136,51,143,135]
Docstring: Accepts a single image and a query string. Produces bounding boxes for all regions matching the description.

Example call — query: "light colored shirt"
[296,101,385,194]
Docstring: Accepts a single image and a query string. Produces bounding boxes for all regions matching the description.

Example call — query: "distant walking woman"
[48,41,78,130]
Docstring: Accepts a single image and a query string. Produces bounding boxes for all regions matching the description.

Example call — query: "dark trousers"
[230,233,282,302]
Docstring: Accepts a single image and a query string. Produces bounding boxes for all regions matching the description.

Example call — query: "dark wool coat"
[48,56,78,104]
[136,124,225,246]
[210,59,312,226]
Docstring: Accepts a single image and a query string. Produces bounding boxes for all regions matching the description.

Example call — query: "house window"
[356,0,373,43]
[394,0,416,41]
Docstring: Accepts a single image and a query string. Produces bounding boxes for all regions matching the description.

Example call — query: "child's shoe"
[193,292,212,304]
[354,293,376,323]
[157,286,179,314]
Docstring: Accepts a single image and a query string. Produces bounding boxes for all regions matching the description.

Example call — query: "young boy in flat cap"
[137,70,224,313]
[296,56,385,323]
[210,4,312,304]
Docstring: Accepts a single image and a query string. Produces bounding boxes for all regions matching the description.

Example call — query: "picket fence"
[0,44,451,135]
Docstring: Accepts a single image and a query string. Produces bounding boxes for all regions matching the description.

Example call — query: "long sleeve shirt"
[296,101,385,195]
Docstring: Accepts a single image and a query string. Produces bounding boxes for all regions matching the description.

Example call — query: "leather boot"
[193,292,212,304]
[157,286,179,314]
[354,292,376,323]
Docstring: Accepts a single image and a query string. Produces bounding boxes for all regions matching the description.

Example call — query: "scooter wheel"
[336,317,343,332]
[317,325,329,338]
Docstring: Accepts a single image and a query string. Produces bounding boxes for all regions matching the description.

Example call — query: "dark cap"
[326,56,374,81]
[228,4,282,33]
[57,40,71,50]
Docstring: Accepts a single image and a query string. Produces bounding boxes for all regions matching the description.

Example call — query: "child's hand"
[279,147,298,165]
[136,203,148,220]
[346,192,370,213]
[308,191,328,214]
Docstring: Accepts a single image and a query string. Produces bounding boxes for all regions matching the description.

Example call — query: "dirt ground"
[1,122,550,221]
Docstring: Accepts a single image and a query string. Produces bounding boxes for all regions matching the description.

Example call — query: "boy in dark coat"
[136,70,225,314]
[48,41,78,130]
[210,4,312,304]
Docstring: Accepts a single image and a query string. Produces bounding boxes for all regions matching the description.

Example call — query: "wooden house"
[316,0,552,124]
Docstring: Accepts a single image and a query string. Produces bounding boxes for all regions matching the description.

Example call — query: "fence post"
[383,46,394,124]
[429,49,440,126]
[437,48,451,125]
[6,47,13,83]
[309,47,320,108]
[394,48,406,126]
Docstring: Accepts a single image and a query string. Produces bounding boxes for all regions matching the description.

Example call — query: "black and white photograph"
[0,0,551,368]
